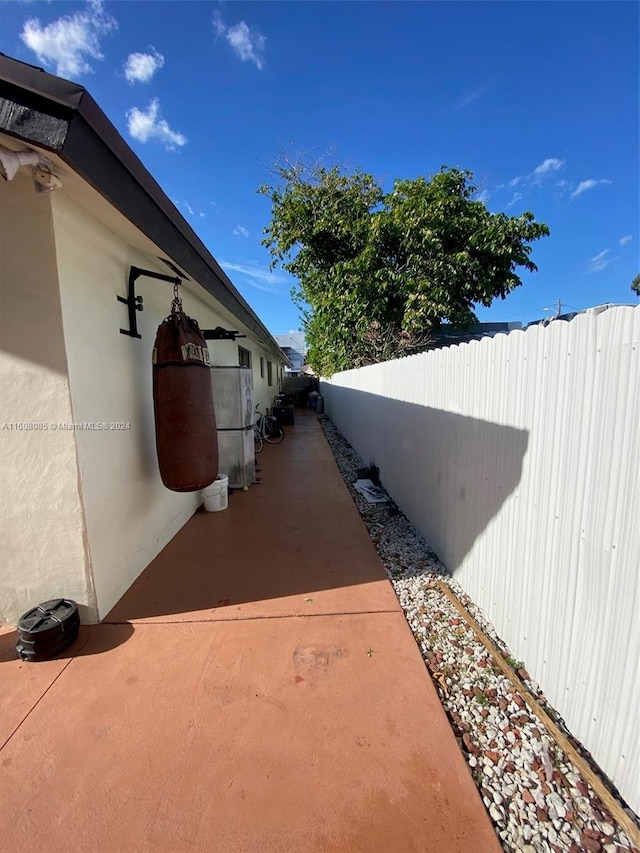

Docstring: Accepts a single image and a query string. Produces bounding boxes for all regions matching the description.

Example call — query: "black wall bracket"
[118,266,247,342]
[202,327,246,341]
[118,266,181,339]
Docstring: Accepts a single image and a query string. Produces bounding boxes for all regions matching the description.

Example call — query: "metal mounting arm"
[118,266,247,342]
[202,327,247,341]
[118,266,182,339]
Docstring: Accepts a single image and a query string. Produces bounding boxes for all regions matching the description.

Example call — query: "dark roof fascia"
[0,55,286,364]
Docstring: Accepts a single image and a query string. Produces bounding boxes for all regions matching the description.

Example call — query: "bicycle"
[254,404,285,453]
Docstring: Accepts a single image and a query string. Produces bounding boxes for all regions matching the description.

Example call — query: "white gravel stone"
[489,803,506,823]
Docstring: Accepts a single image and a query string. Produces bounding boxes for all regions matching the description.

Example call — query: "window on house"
[238,346,251,369]
[260,356,264,378]
[267,361,273,386]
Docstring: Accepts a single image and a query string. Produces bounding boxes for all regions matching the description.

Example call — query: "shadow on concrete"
[105,406,528,622]
[0,623,135,664]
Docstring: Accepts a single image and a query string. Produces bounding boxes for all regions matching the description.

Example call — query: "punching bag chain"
[171,280,183,315]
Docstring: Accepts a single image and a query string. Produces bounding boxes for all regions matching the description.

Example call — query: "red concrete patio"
[0,412,500,852]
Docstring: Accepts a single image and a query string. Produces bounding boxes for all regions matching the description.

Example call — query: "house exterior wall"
[50,192,284,620]
[231,342,283,415]
[320,307,640,814]
[0,174,96,624]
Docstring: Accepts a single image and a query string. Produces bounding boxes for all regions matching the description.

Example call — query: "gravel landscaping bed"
[319,414,639,853]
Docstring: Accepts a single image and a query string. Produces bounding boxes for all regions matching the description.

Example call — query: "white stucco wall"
[50,192,285,619]
[245,348,284,414]
[0,175,96,625]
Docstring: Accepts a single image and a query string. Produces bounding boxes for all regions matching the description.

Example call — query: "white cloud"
[233,225,250,238]
[213,11,226,38]
[127,99,187,150]
[173,198,203,217]
[619,235,632,246]
[227,23,265,68]
[571,179,611,200]
[588,249,616,273]
[504,157,565,198]
[124,48,164,84]
[505,192,523,208]
[533,158,565,178]
[453,86,488,111]
[475,189,490,203]
[212,11,265,70]
[20,0,117,78]
[220,260,287,291]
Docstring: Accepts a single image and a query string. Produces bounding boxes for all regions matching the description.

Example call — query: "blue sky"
[1,1,638,333]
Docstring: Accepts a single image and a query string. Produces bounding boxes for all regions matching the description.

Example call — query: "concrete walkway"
[0,412,500,852]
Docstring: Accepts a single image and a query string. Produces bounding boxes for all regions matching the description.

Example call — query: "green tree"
[632,274,640,296]
[259,160,550,375]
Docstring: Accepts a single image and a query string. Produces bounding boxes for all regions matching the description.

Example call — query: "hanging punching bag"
[152,288,218,492]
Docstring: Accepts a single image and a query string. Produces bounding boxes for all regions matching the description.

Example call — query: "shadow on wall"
[325,385,529,572]
[0,179,68,375]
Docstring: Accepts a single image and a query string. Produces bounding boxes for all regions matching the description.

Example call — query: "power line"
[542,299,582,317]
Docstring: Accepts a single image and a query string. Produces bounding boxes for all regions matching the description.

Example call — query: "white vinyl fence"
[321,306,640,813]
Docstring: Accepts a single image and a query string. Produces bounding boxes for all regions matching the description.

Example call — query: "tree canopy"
[632,274,640,297]
[259,160,550,375]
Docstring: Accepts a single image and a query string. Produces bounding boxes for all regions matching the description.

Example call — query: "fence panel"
[321,306,640,813]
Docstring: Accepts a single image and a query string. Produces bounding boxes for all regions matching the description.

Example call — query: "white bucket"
[201,475,229,512]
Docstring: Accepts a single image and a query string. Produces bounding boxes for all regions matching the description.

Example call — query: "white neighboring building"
[0,55,288,626]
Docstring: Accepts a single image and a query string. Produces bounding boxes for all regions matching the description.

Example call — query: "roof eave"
[0,54,286,364]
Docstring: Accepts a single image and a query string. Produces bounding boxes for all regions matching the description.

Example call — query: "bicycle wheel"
[254,432,263,453]
[264,424,285,444]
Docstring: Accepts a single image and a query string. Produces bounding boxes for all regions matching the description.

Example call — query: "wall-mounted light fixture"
[32,167,62,193]
[0,144,62,192]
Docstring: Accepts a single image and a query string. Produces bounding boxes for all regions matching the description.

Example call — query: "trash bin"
[316,395,324,414]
